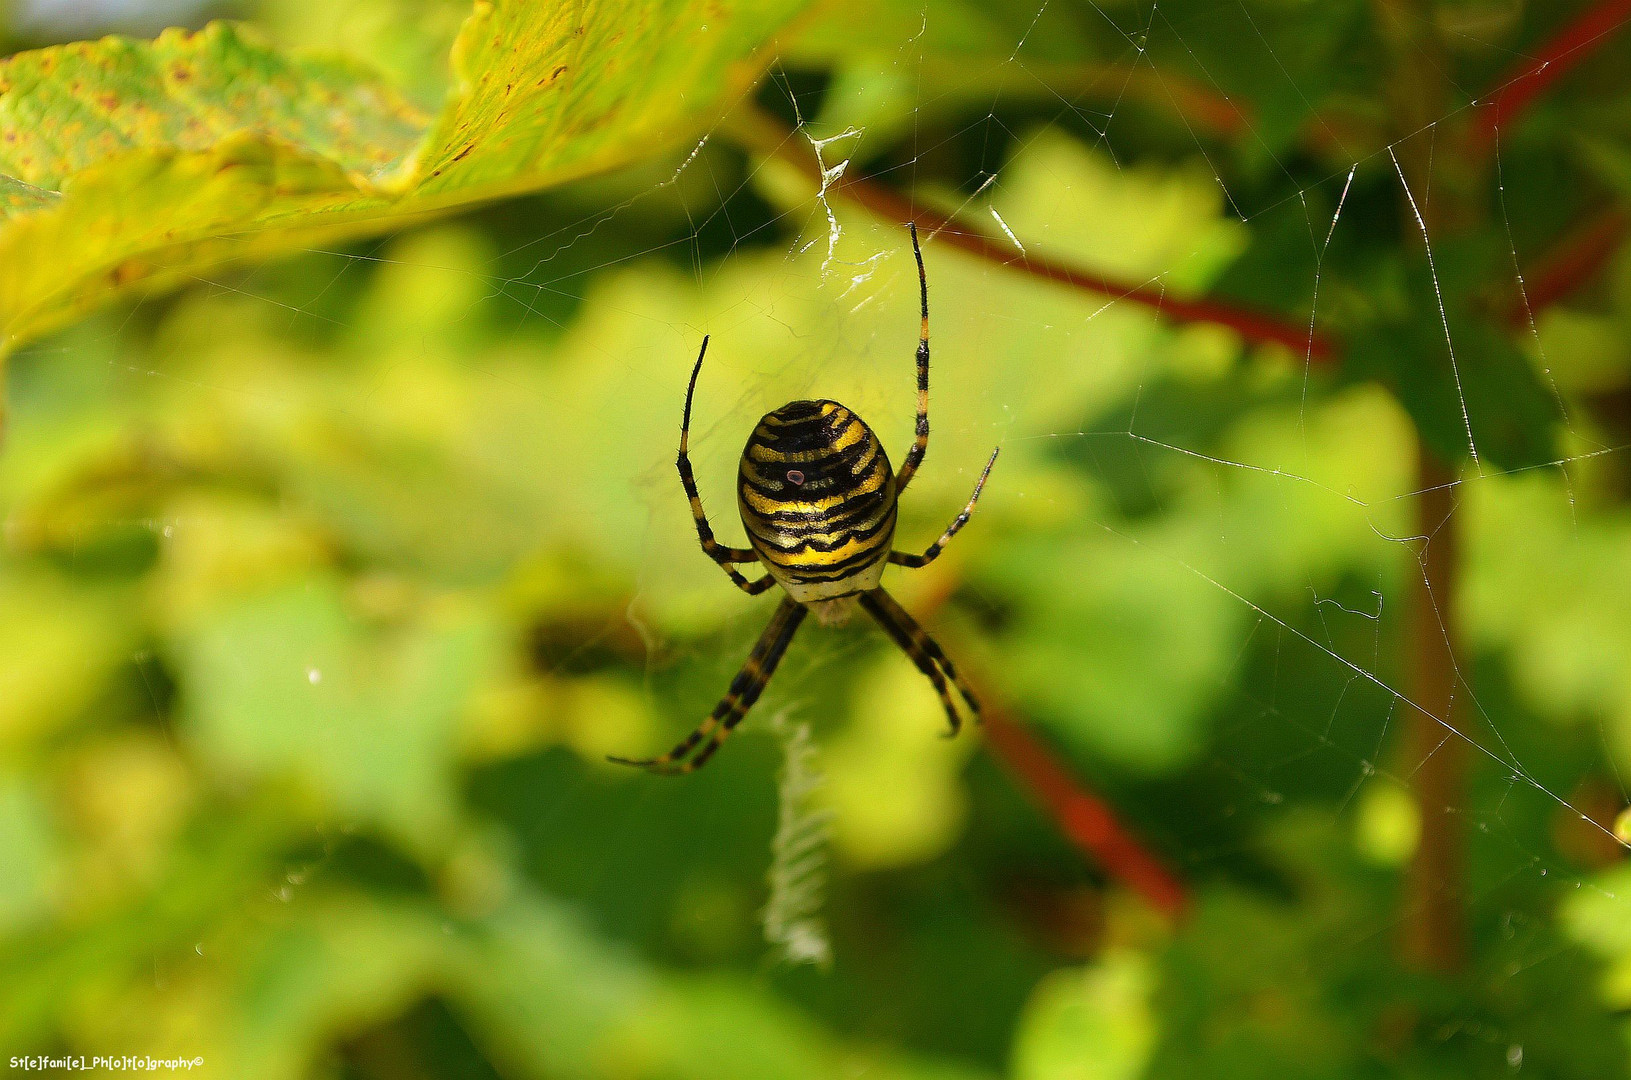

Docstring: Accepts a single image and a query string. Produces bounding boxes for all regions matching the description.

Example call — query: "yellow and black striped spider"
[609,223,999,775]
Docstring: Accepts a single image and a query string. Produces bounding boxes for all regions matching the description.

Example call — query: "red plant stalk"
[1471,0,1631,152]
[834,174,1337,362]
[734,107,1337,362]
[982,708,1189,919]
[1508,207,1630,321]
[906,568,1190,918]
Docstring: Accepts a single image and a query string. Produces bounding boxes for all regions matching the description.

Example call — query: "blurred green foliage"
[6,0,1631,1078]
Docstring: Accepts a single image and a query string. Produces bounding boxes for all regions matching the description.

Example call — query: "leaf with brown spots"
[0,0,809,360]
[0,175,57,216]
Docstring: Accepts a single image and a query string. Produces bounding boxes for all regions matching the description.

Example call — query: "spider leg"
[609,597,807,774]
[894,222,932,494]
[890,447,999,568]
[858,588,978,737]
[677,335,766,593]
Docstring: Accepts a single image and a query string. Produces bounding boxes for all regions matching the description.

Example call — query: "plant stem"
[1402,446,1467,971]
[1507,207,1631,320]
[1375,0,1473,975]
[982,706,1189,920]
[728,106,1337,360]
[909,569,1189,919]
[1469,0,1631,154]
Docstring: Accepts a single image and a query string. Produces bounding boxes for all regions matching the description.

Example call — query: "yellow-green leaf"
[0,0,809,359]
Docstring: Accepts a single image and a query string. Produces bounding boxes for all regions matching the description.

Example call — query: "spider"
[609,223,999,775]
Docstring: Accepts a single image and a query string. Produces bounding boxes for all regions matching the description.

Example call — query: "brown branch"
[1372,0,1628,974]
[1374,0,1474,975]
[1470,0,1631,153]
[1402,446,1467,972]
[729,107,1338,363]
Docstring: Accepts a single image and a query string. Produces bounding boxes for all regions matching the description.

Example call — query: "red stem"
[737,108,1338,363]
[1470,0,1631,152]
[1508,207,1630,320]
[907,567,1189,918]
[856,179,1337,361]
[982,708,1188,919]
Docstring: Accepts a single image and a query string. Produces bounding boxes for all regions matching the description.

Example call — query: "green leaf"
[456,892,994,1080]
[174,578,496,854]
[0,572,133,750]
[0,774,56,932]
[1564,866,1631,1008]
[211,897,454,1080]
[1011,950,1156,1080]
[1462,471,1631,761]
[823,655,977,869]
[0,0,809,358]
[1150,816,1628,1080]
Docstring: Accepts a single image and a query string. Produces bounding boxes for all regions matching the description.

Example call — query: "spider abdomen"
[738,399,897,602]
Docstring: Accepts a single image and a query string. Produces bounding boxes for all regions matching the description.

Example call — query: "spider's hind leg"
[858,588,979,737]
[609,597,808,774]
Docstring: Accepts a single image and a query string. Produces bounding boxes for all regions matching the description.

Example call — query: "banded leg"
[608,597,807,774]
[678,335,774,594]
[859,588,980,737]
[890,447,1000,568]
[894,222,932,494]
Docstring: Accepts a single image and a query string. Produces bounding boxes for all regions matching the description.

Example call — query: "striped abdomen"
[738,399,897,603]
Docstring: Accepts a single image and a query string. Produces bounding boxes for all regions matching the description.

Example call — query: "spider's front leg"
[895,222,933,494]
[889,447,999,568]
[676,335,775,594]
[609,597,807,773]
